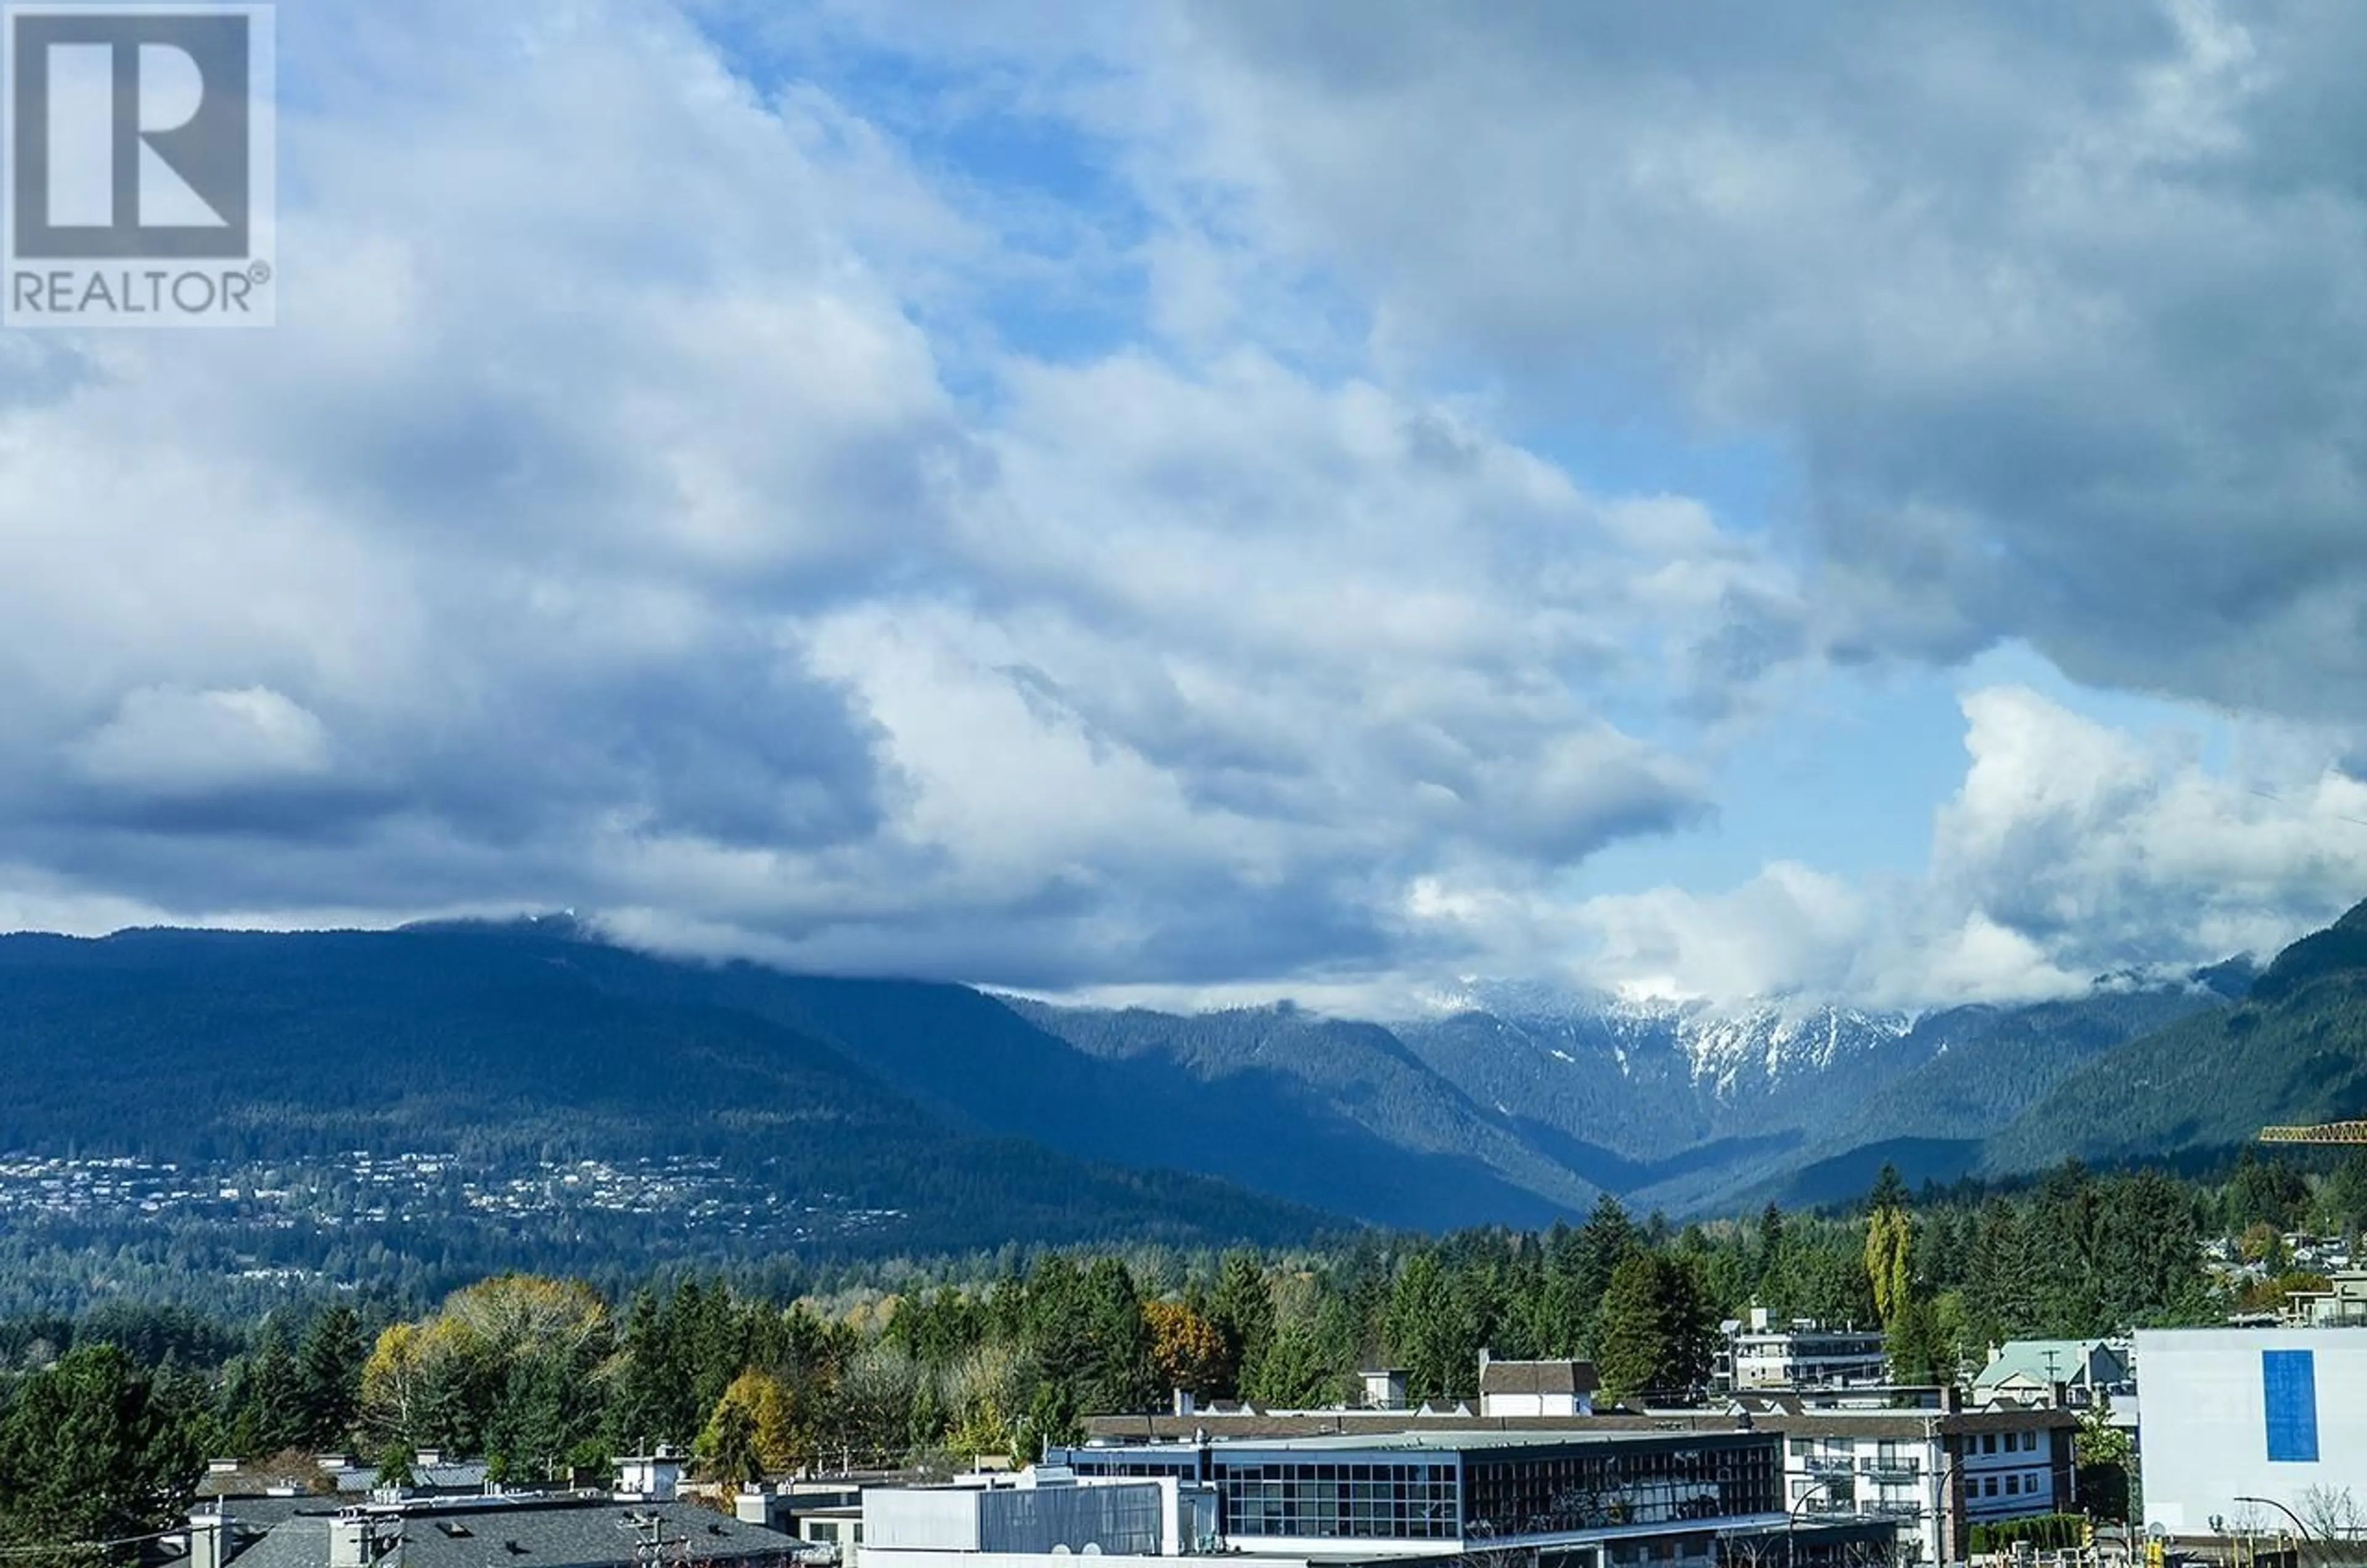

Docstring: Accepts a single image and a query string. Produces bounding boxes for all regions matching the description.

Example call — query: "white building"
[1745,1397,2077,1565]
[615,1448,685,1501]
[1477,1354,1598,1417]
[2135,1326,2367,1533]
[864,1466,1213,1568]
[1722,1309,1890,1390]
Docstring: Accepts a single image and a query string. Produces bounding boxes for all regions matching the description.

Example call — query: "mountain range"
[2,904,2360,1267]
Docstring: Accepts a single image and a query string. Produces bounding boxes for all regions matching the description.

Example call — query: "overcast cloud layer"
[5,0,2366,1009]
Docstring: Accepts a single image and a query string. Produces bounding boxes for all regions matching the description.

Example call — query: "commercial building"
[1026,1429,1895,1568]
[2135,1326,2367,1533]
[1718,1311,1889,1392]
[864,1466,1208,1566]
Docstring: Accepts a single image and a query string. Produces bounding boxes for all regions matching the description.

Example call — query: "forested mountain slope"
[1988,904,2367,1173]
[1004,1000,1602,1225]
[0,926,1327,1255]
[552,950,1592,1230]
[0,915,2275,1252]
[1681,976,2246,1209]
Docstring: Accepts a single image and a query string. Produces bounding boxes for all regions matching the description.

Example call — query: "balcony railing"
[1797,1456,1921,1482]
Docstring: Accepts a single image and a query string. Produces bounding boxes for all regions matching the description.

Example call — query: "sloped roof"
[1974,1339,2128,1390]
[1480,1359,1601,1396]
[221,1497,798,1568]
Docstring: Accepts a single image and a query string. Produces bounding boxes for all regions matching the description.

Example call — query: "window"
[2265,1350,2321,1464]
[2005,1476,2019,1496]
[1984,1479,1998,1498]
[1982,1435,1997,1455]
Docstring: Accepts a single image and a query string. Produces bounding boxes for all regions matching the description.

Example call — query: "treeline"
[11,1150,2344,1560]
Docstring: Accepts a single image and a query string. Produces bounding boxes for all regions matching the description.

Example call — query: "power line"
[0,1524,184,1559]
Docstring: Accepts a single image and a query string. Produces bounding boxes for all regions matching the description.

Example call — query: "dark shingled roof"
[219,1495,800,1568]
[1478,1359,1600,1397]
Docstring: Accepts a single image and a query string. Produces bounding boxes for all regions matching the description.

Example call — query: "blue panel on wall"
[2264,1349,2320,1463]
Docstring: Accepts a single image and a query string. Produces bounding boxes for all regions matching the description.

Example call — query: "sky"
[6,0,2367,1014]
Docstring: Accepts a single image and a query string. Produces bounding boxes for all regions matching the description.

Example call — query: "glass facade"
[1057,1435,1784,1546]
[1215,1459,1461,1540]
[1465,1440,1781,1536]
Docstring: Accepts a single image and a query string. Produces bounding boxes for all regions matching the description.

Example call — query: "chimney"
[1940,1384,1963,1415]
[329,1514,394,1568]
[1173,1387,1196,1418]
[188,1507,226,1568]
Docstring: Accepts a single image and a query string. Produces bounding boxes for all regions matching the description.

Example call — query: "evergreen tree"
[1206,1252,1275,1399]
[0,1343,204,1566]
[1246,1317,1338,1409]
[1756,1203,1786,1289]
[1884,1295,1946,1385]
[298,1305,365,1448]
[1965,1198,2040,1348]
[1867,1162,1911,1217]
[1574,1196,1640,1354]
[611,1289,695,1452]
[1595,1253,1712,1402]
[1076,1259,1156,1416]
[1383,1252,1478,1403]
[243,1321,308,1457]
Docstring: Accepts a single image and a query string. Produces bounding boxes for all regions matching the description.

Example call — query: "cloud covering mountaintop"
[4,1,2366,1008]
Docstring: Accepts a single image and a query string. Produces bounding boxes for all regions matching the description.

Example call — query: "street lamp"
[1789,1476,1849,1568]
[2234,1497,2315,1568]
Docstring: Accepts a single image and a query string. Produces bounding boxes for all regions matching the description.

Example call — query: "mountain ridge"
[0,913,2314,1256]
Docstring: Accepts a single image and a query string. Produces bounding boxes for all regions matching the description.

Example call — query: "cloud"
[6,0,2363,1011]
[67,687,331,797]
[1081,1,2367,719]
[0,0,1791,993]
[1560,685,2367,1008]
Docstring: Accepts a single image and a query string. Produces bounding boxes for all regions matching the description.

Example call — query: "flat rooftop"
[1080,1428,1757,1454]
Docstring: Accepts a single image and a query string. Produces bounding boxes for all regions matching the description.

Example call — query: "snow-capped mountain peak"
[1417,978,1913,1097]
